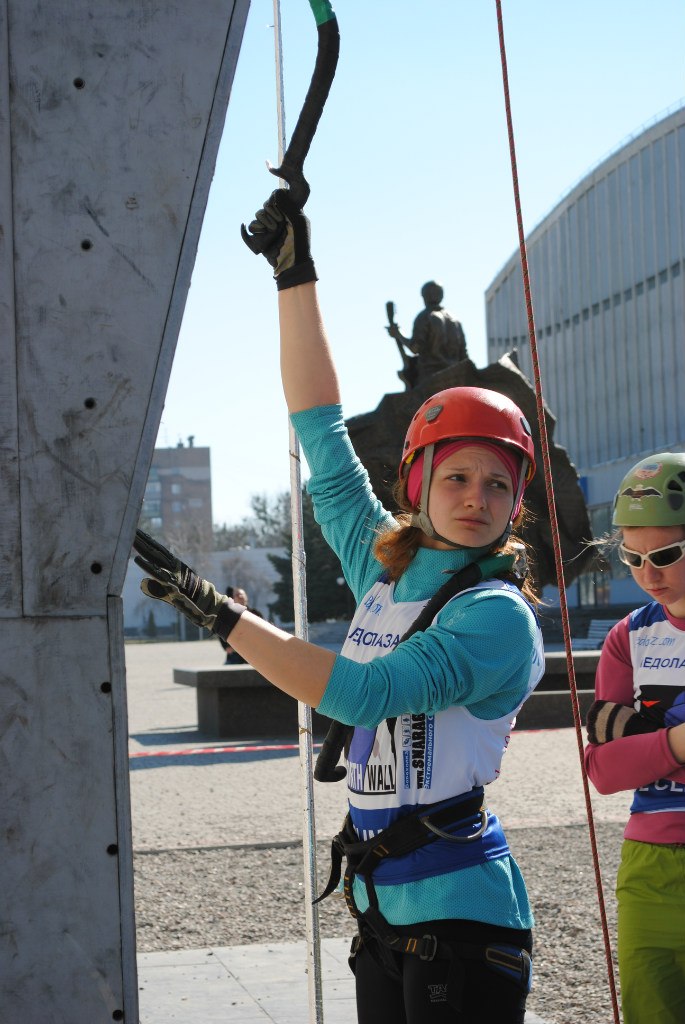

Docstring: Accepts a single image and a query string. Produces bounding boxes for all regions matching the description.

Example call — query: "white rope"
[271,3,324,1020]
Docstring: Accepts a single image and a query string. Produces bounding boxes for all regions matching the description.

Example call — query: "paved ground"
[127,639,628,1023]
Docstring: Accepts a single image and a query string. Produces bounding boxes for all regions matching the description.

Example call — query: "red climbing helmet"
[400,386,536,483]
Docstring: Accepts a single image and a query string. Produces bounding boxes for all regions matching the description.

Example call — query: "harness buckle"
[419,934,438,961]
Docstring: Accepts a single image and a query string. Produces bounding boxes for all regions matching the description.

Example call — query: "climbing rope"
[494,3,620,1020]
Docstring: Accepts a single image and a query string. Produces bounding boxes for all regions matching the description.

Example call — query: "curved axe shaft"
[270,3,339,207]
[242,1,339,255]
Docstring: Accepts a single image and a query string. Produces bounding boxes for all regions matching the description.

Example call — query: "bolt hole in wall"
[81,238,93,251]
[112,1011,123,1021]
[106,844,118,856]
[84,397,96,409]
[100,681,112,694]
[90,562,103,574]
[73,77,85,89]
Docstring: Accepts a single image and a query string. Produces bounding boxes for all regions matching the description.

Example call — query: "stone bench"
[173,664,334,739]
[173,651,600,739]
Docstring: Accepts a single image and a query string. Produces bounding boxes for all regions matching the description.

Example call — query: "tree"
[213,492,291,550]
[218,551,277,617]
[213,521,256,549]
[268,489,354,623]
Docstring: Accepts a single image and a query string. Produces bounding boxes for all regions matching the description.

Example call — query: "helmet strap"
[410,443,465,549]
[411,442,438,537]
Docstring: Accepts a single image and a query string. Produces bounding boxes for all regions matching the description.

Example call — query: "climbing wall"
[0,1,250,1019]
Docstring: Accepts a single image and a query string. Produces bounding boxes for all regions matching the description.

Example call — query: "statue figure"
[386,281,468,390]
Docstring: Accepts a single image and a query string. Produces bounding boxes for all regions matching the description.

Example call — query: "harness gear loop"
[420,809,488,843]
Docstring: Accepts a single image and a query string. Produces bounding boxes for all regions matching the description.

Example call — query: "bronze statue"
[386,281,468,389]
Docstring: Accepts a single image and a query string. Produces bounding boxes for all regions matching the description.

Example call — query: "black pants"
[351,918,533,1024]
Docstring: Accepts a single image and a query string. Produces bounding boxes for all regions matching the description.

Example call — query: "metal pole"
[271,3,324,1020]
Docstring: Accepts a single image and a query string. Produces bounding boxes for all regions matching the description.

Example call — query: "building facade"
[486,104,685,609]
[142,437,213,545]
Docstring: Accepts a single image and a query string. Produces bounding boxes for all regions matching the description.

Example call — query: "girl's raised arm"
[242,189,340,413]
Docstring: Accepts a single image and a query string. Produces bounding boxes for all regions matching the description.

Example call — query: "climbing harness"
[316,788,488,917]
[313,552,533,987]
[315,792,532,1008]
[494,3,620,1019]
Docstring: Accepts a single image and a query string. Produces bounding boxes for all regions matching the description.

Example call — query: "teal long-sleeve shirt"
[291,403,540,928]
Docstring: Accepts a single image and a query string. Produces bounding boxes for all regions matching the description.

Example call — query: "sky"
[158,0,685,527]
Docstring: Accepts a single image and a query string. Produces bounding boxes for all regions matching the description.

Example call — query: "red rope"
[494,3,620,1020]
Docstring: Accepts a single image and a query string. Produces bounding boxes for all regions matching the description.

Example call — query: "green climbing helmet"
[613,453,685,528]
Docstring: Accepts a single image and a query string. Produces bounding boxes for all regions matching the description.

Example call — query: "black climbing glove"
[133,530,245,641]
[241,189,317,290]
[586,699,665,744]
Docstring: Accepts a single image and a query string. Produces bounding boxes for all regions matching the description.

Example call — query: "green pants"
[616,839,685,1024]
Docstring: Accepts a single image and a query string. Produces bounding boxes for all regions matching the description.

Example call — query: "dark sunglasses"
[618,540,685,569]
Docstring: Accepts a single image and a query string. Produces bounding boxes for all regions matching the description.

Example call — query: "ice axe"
[241,0,339,254]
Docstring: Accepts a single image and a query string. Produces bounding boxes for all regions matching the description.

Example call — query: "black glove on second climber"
[241,189,317,290]
[586,698,665,744]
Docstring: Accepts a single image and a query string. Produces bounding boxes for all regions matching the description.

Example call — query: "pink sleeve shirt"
[584,611,685,843]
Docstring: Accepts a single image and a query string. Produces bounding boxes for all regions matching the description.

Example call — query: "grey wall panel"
[0,6,20,614]
[8,0,249,616]
[1,1,251,1018]
[1,617,124,1021]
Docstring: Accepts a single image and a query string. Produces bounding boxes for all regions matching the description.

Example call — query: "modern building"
[485,103,685,611]
[142,437,213,545]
